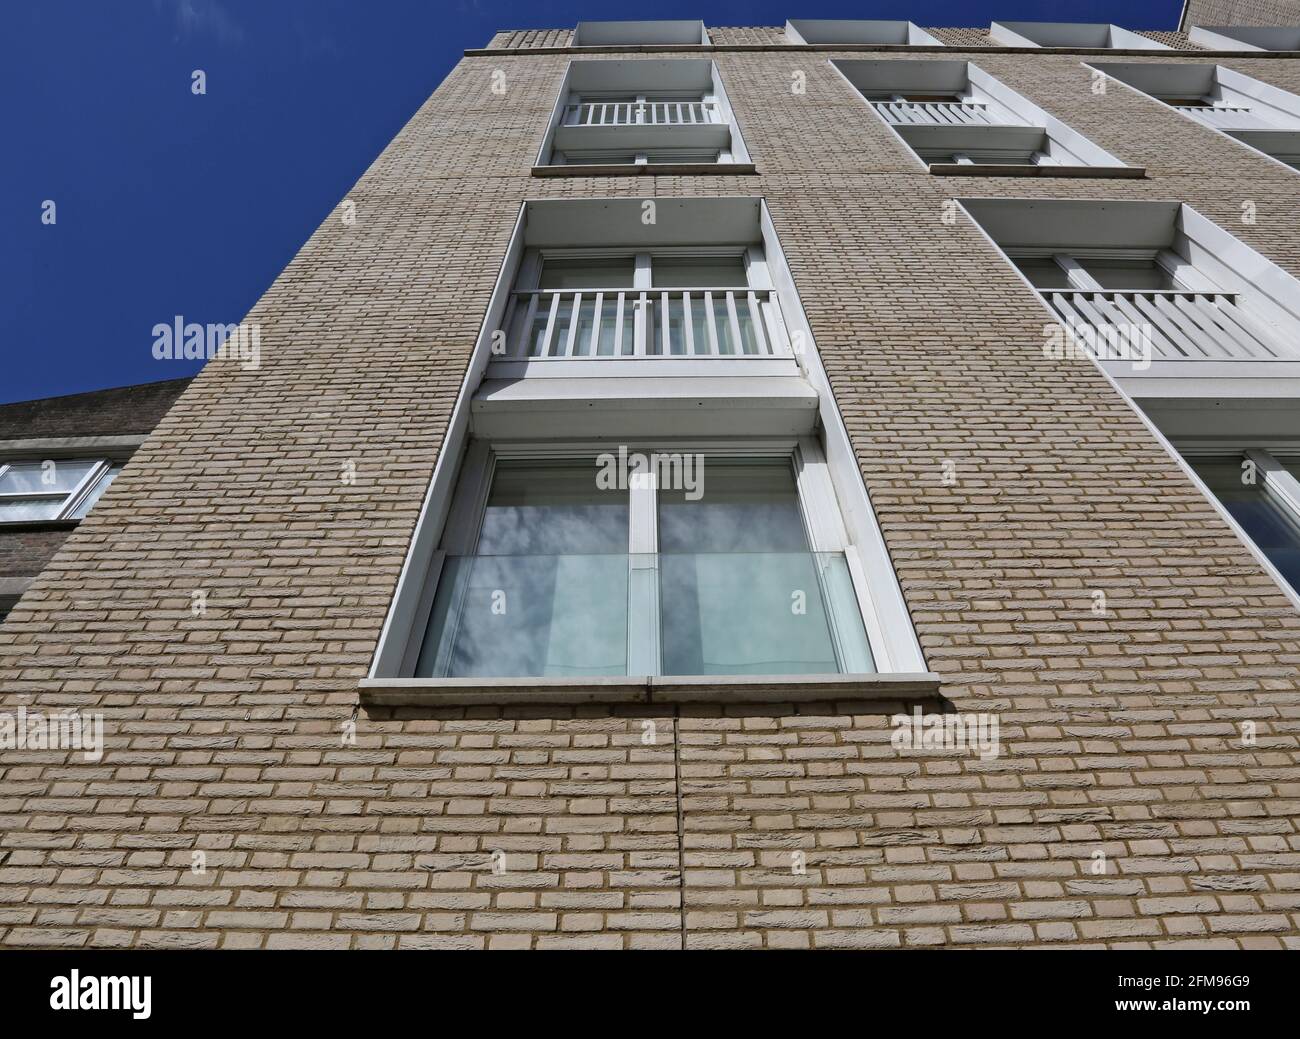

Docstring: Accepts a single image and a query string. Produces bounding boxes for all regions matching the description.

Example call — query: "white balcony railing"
[1045,290,1291,362]
[500,288,792,360]
[1172,104,1268,131]
[871,101,1000,126]
[562,101,722,126]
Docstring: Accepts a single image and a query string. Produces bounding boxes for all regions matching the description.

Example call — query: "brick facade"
[1180,0,1300,29]
[2,31,1299,950]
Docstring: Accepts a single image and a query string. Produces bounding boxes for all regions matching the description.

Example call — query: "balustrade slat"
[1213,297,1288,359]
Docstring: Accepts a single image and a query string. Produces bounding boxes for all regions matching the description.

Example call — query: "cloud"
[154,0,244,45]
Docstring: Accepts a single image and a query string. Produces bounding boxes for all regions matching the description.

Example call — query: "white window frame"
[832,59,1131,173]
[1087,63,1300,178]
[0,458,114,523]
[409,436,880,680]
[536,59,748,169]
[365,198,931,690]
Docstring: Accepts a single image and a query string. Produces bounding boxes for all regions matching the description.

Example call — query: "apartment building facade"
[2,16,1300,950]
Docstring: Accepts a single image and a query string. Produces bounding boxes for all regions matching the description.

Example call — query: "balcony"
[562,100,722,126]
[1170,103,1263,130]
[836,59,1137,176]
[500,287,792,361]
[871,100,1001,126]
[962,198,1300,403]
[1092,63,1300,172]
[1043,289,1293,362]
[537,59,751,172]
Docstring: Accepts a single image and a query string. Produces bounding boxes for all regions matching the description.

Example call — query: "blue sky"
[2,0,1182,404]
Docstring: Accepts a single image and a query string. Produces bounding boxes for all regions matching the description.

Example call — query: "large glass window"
[659,460,853,675]
[416,450,875,679]
[1190,456,1300,593]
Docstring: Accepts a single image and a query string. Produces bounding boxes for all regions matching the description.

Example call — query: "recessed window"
[364,197,932,698]
[835,59,1133,175]
[1189,455,1300,593]
[538,59,748,170]
[0,459,120,523]
[1091,63,1300,172]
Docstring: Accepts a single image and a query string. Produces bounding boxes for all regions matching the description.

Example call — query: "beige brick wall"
[1181,0,1300,29]
[2,38,1300,950]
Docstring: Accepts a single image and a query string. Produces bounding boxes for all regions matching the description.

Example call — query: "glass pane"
[666,296,686,355]
[659,552,871,676]
[571,298,597,356]
[0,460,96,495]
[476,462,627,556]
[1191,458,1300,592]
[525,304,551,356]
[0,498,64,522]
[652,258,747,288]
[69,466,121,519]
[417,554,629,678]
[1013,257,1071,290]
[1079,258,1179,291]
[526,298,572,356]
[713,297,736,354]
[539,257,635,290]
[659,460,807,555]
[736,298,760,354]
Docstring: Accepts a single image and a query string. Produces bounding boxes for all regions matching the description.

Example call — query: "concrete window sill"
[532,163,758,178]
[928,163,1145,179]
[360,672,942,707]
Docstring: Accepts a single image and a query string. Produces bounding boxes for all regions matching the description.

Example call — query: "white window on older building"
[0,459,120,523]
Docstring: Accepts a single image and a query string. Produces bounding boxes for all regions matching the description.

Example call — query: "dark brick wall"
[0,377,193,441]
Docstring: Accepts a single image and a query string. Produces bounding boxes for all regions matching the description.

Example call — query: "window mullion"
[626,460,660,677]
[57,461,109,520]
[1053,253,1103,291]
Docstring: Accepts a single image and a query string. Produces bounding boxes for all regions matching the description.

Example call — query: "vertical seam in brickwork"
[671,707,687,950]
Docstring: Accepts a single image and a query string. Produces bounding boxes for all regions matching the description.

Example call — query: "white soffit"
[522,197,763,248]
[1189,25,1300,51]
[573,20,709,46]
[784,19,944,46]
[959,198,1180,249]
[989,21,1169,49]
